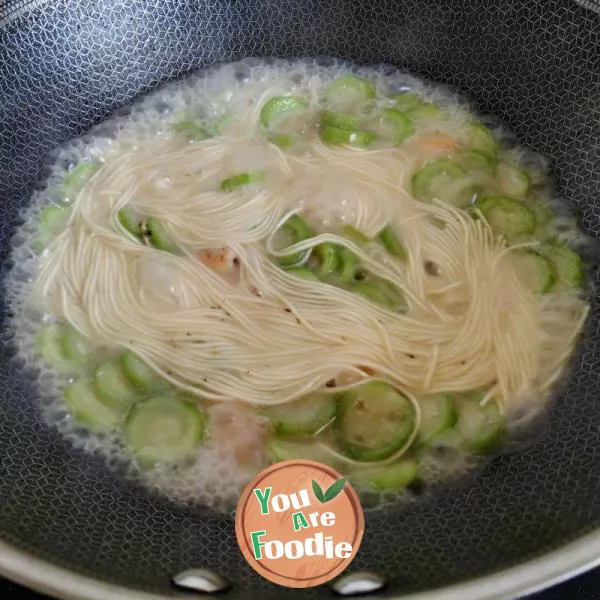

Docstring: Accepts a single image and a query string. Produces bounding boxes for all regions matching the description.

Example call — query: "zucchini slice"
[418,393,458,446]
[146,217,179,253]
[464,122,499,156]
[513,249,557,294]
[95,360,140,410]
[219,171,265,192]
[124,395,205,467]
[264,392,336,436]
[287,267,321,281]
[118,207,143,237]
[455,149,495,172]
[456,392,505,454]
[381,108,413,144]
[544,242,583,289]
[260,96,308,128]
[325,75,376,109]
[411,159,469,204]
[121,351,171,394]
[60,162,100,204]
[320,126,375,147]
[352,280,404,311]
[352,459,418,492]
[337,381,416,462]
[314,243,342,278]
[378,224,406,259]
[394,92,423,112]
[274,214,315,267]
[475,195,536,242]
[172,120,211,141]
[64,379,123,432]
[37,324,93,372]
[496,162,531,198]
[320,110,360,130]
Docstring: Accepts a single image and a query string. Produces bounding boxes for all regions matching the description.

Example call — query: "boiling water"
[3,58,589,513]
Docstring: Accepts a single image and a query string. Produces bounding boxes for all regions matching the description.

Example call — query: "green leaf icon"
[312,480,325,502]
[313,478,347,503]
[323,478,346,502]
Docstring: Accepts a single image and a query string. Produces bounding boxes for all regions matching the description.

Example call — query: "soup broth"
[4,58,590,512]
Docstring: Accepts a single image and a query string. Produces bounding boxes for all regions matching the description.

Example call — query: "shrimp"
[198,247,238,273]
[418,135,459,152]
[209,402,270,470]
[409,134,459,160]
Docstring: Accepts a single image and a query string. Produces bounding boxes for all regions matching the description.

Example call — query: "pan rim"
[1,529,600,599]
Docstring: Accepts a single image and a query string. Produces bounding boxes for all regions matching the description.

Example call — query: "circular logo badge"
[235,459,364,588]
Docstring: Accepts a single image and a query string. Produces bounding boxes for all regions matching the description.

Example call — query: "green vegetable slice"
[456,392,505,454]
[337,381,416,462]
[394,93,423,112]
[287,267,320,281]
[314,243,341,277]
[496,162,531,198]
[513,249,556,294]
[33,231,53,254]
[146,217,179,253]
[352,459,418,491]
[320,110,360,130]
[95,360,140,410]
[35,206,72,252]
[118,207,143,237]
[61,327,94,365]
[409,102,442,119]
[268,438,341,469]
[41,205,71,234]
[455,149,495,172]
[267,133,296,148]
[121,351,171,393]
[465,122,499,156]
[64,379,123,432]
[275,214,315,267]
[60,162,100,203]
[37,324,93,372]
[339,248,361,284]
[544,242,583,288]
[220,171,265,191]
[172,120,211,141]
[36,324,71,371]
[475,195,536,242]
[352,280,404,311]
[381,108,413,144]
[264,393,336,436]
[124,395,205,467]
[260,96,308,128]
[320,126,375,147]
[530,202,555,241]
[411,159,471,206]
[325,75,376,109]
[418,393,458,446]
[378,224,406,259]
[342,225,370,246]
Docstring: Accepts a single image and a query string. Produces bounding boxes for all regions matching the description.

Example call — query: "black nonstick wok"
[0,1,599,599]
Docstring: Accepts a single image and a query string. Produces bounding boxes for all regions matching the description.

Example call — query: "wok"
[0,1,599,599]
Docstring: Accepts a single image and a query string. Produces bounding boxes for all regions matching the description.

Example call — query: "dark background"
[2,571,600,599]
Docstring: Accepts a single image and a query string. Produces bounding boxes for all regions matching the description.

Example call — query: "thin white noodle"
[32,76,588,426]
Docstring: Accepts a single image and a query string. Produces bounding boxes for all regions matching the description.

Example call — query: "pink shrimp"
[209,402,270,470]
[198,247,238,273]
